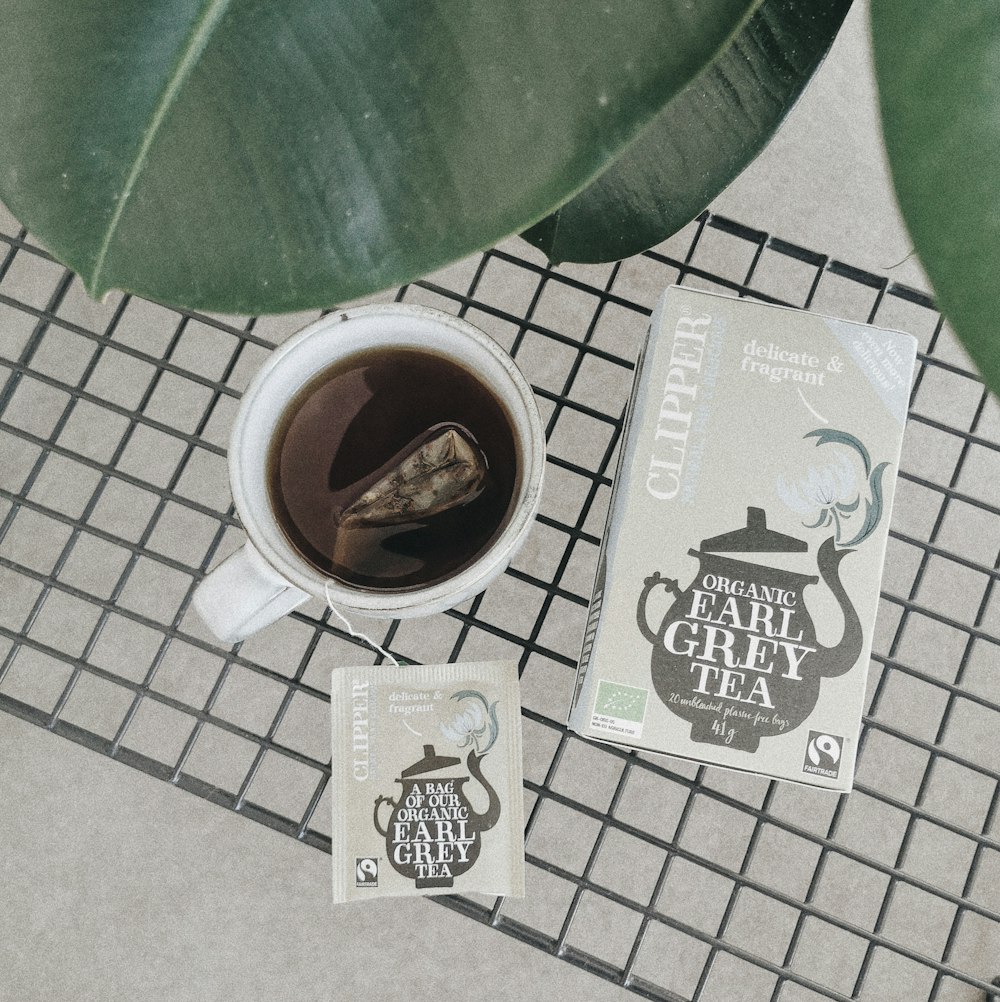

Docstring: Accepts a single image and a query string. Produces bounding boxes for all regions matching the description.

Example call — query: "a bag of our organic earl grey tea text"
[330,660,525,903]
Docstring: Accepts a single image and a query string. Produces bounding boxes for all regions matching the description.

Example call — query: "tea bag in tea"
[337,424,487,528]
[330,660,524,903]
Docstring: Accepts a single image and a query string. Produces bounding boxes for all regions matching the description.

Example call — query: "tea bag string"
[323,579,401,667]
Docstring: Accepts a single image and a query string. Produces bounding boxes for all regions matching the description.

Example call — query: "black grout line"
[107,325,262,757]
[554,758,635,956]
[0,269,76,415]
[0,288,132,688]
[0,350,229,457]
[43,312,202,728]
[0,418,241,524]
[0,289,246,400]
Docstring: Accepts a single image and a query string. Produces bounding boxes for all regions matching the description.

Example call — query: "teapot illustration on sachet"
[373,744,501,889]
[636,507,863,752]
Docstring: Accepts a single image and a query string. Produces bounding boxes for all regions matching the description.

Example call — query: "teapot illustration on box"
[636,507,863,752]
[374,742,501,889]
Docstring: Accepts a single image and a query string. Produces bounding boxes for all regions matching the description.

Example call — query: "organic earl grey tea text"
[570,287,917,791]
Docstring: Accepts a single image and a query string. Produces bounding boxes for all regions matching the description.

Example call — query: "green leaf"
[804,427,871,475]
[840,460,887,548]
[871,1,1000,396]
[523,0,852,264]
[0,0,759,315]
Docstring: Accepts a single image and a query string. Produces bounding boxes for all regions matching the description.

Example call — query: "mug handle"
[193,542,310,644]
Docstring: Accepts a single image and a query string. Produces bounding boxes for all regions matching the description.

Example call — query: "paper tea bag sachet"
[331,660,524,903]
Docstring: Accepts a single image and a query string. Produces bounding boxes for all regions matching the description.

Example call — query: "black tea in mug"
[267,346,520,590]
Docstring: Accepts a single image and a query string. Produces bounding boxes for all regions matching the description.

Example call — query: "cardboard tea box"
[569,287,917,791]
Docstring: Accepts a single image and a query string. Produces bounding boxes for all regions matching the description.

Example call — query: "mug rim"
[228,303,545,617]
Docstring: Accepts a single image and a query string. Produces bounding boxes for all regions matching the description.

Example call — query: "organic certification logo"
[591,680,648,739]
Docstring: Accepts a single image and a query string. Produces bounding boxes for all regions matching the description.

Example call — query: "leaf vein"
[89,0,233,293]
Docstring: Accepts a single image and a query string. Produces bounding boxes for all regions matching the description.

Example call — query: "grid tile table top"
[0,205,998,1002]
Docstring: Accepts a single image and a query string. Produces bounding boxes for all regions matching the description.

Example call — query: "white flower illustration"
[777,452,859,519]
[440,700,487,748]
[776,428,888,548]
[439,690,499,755]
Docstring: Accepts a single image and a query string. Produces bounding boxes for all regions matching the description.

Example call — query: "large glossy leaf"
[0,0,759,314]
[871,1,1000,396]
[523,0,852,264]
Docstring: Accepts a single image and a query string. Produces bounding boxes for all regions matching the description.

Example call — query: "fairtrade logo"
[808,733,841,767]
[355,857,378,887]
[802,731,844,779]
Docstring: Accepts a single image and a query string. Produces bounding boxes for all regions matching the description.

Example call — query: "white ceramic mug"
[192,304,545,644]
